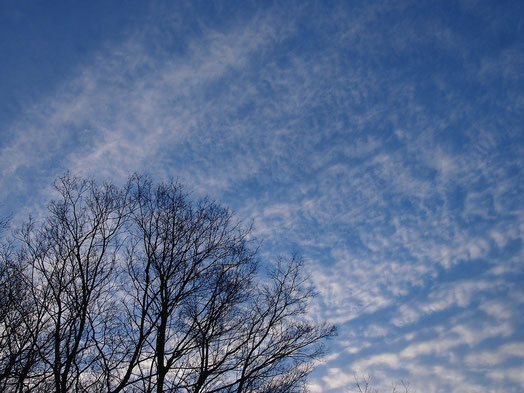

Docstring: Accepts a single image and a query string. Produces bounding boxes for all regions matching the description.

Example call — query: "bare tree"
[353,374,411,393]
[0,215,50,393]
[180,256,335,393]
[111,176,335,393]
[0,236,35,392]
[100,176,259,393]
[0,175,334,393]
[17,175,130,392]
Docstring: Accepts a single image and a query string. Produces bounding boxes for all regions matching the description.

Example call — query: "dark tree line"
[0,175,335,393]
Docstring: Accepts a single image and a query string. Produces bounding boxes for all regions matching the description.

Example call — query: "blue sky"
[1,1,523,392]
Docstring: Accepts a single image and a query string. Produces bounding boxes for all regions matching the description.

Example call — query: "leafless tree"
[0,233,35,392]
[1,214,52,393]
[99,176,259,393]
[180,256,335,393]
[0,175,334,393]
[353,374,411,393]
[16,175,130,392]
[110,176,335,393]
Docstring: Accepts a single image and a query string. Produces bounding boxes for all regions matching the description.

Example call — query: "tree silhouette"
[352,374,412,393]
[0,174,335,393]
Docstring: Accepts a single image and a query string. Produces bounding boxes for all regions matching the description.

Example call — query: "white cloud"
[488,367,524,389]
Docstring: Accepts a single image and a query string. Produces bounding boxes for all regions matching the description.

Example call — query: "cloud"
[488,367,524,390]
[392,278,500,327]
[466,342,524,368]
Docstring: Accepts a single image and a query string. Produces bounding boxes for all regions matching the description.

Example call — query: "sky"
[1,0,523,392]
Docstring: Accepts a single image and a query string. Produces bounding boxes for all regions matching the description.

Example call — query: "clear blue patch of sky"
[0,1,150,127]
